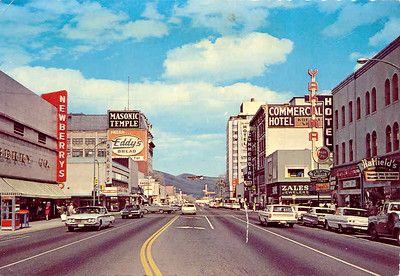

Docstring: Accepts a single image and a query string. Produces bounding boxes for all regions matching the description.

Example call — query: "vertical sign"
[41,90,68,182]
[105,141,113,184]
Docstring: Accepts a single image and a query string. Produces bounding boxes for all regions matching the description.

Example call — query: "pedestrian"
[45,202,51,220]
[67,202,75,216]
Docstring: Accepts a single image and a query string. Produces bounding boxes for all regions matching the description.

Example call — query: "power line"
[0,0,15,16]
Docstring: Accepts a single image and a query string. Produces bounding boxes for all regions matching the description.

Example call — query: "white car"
[293,206,312,222]
[65,206,115,231]
[258,205,297,227]
[325,207,369,233]
[181,203,197,215]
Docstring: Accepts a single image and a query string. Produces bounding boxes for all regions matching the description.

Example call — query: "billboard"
[41,90,68,182]
[267,105,323,128]
[107,128,148,160]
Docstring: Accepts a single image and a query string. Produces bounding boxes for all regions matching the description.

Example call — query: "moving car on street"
[301,207,335,227]
[181,203,197,215]
[143,203,175,213]
[368,201,400,245]
[120,205,144,219]
[65,206,115,231]
[258,205,297,227]
[324,207,368,233]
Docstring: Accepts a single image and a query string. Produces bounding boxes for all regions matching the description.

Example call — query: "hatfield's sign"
[359,157,399,182]
[107,129,147,160]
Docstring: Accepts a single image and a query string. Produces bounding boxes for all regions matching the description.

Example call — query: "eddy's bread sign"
[41,90,68,182]
[107,129,147,160]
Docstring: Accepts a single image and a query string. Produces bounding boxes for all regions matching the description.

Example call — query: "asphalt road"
[0,207,398,276]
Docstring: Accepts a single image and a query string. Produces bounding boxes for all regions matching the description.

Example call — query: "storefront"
[331,165,361,208]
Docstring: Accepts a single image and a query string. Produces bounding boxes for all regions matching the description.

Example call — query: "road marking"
[232,216,380,276]
[175,226,205,230]
[140,216,178,276]
[0,222,137,270]
[204,216,214,230]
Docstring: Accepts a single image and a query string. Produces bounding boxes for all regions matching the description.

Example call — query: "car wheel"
[325,221,330,231]
[396,229,400,246]
[288,223,294,228]
[369,224,379,241]
[122,215,125,219]
[140,213,144,218]
[338,225,344,234]
[97,221,102,231]
[159,210,164,214]
[68,226,74,232]
[259,216,264,226]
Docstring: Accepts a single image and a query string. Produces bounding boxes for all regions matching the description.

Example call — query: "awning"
[0,178,22,196]
[2,178,70,199]
[281,195,331,200]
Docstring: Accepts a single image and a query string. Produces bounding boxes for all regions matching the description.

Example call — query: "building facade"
[331,36,400,209]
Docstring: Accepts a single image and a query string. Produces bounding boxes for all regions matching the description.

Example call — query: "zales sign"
[107,129,148,161]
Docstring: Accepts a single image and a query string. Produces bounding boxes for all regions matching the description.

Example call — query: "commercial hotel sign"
[267,105,323,128]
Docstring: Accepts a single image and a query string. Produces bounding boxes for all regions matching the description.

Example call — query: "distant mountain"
[153,171,220,198]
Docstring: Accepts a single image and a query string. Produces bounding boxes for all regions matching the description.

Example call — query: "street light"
[357,58,400,71]
[93,140,107,206]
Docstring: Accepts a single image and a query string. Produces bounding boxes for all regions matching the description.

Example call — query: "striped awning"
[1,178,70,199]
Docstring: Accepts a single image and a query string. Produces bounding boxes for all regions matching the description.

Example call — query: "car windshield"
[125,205,139,210]
[273,206,293,212]
[184,204,195,207]
[343,209,368,217]
[316,209,335,214]
[76,207,100,214]
[297,207,310,212]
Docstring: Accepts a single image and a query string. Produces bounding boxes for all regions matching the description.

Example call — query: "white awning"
[2,178,70,199]
[0,178,22,196]
[281,195,331,200]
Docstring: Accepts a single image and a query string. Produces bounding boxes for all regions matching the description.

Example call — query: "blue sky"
[1,0,399,176]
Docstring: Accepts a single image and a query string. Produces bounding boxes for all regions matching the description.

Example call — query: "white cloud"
[369,17,400,46]
[163,32,293,83]
[322,2,398,38]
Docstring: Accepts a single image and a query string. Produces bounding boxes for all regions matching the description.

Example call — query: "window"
[72,149,83,157]
[348,101,353,123]
[85,138,96,145]
[287,168,304,178]
[335,144,339,165]
[356,97,361,120]
[334,110,338,129]
[67,138,71,144]
[394,122,399,151]
[72,138,83,145]
[341,142,346,164]
[372,131,377,156]
[67,149,71,157]
[385,79,391,106]
[393,74,399,102]
[98,137,107,143]
[349,139,353,162]
[365,91,370,115]
[85,149,94,157]
[386,125,392,153]
[341,106,345,127]
[371,88,377,112]
[38,133,46,144]
[366,133,371,158]
[14,122,24,136]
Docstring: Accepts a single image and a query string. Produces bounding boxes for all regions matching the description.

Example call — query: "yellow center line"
[140,216,178,276]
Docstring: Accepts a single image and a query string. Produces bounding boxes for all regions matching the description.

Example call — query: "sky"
[0,0,399,177]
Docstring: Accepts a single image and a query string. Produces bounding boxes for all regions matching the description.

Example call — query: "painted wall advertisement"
[41,90,68,182]
[107,129,148,161]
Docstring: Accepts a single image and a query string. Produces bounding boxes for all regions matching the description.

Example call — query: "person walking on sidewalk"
[67,202,75,216]
[45,202,51,220]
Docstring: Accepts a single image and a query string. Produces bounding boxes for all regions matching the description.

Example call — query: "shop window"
[334,110,338,129]
[349,139,353,162]
[67,138,71,144]
[341,106,345,127]
[14,122,24,136]
[371,88,377,112]
[366,133,371,158]
[385,79,390,106]
[372,131,377,156]
[393,122,399,151]
[393,74,399,102]
[356,97,361,120]
[386,125,392,153]
[348,101,353,123]
[335,144,339,165]
[38,132,46,144]
[72,149,83,157]
[341,142,346,164]
[287,168,304,178]
[67,149,71,157]
[365,91,370,115]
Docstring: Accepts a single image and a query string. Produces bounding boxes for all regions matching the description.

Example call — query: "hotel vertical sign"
[41,90,68,182]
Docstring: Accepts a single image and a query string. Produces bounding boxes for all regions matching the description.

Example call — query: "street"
[0,207,398,276]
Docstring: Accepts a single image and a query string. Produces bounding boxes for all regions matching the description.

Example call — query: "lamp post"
[93,140,107,206]
[357,58,400,71]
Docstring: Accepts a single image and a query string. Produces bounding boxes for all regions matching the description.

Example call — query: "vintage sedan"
[65,206,115,231]
[301,207,335,227]
[324,207,369,233]
[120,204,144,219]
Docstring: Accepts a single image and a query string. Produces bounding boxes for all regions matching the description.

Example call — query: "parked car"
[301,207,335,227]
[65,206,115,231]
[258,205,297,227]
[143,204,175,213]
[368,201,400,245]
[293,206,312,222]
[181,203,197,215]
[324,207,369,233]
[120,204,144,219]
[231,202,241,210]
